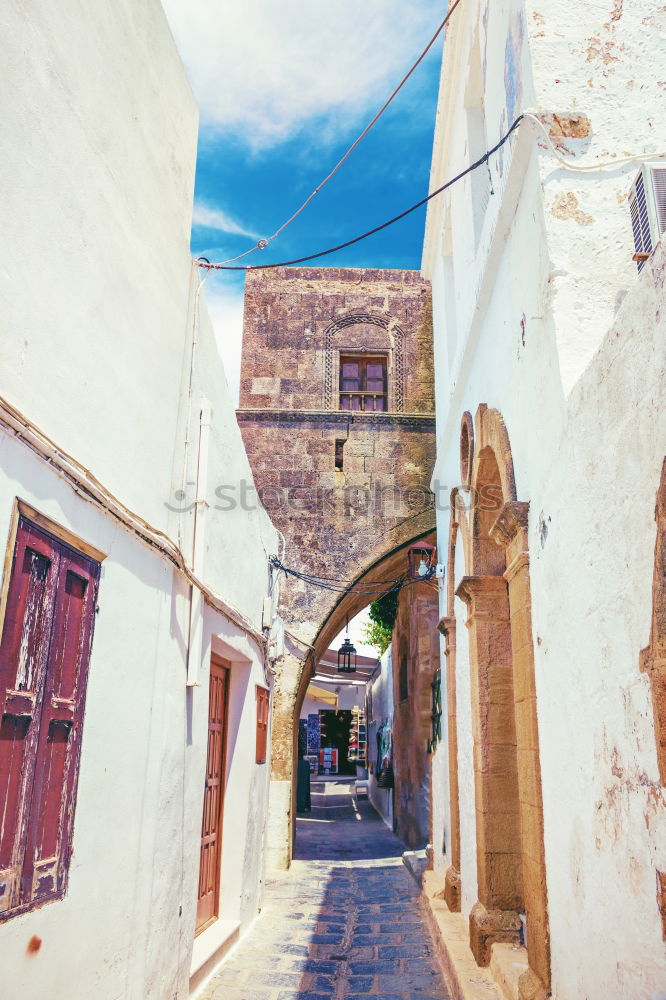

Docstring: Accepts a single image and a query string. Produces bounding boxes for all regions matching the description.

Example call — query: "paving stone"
[379,943,432,958]
[201,778,449,1000]
[350,960,400,975]
[347,975,375,991]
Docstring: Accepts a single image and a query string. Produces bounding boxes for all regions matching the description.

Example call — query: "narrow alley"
[2,3,665,999]
[199,779,450,1000]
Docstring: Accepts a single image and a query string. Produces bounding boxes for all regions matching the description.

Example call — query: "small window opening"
[399,656,409,702]
[335,440,345,470]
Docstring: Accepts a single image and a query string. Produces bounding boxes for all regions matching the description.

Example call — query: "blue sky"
[162,0,444,401]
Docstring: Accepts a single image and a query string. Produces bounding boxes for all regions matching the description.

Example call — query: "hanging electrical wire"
[196,113,666,274]
[197,115,524,272]
[207,0,465,267]
[269,555,434,598]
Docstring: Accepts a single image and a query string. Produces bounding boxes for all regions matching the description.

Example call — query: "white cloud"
[162,0,442,149]
[192,200,258,238]
[202,281,245,405]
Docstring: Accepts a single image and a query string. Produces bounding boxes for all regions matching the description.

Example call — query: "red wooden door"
[196,655,229,934]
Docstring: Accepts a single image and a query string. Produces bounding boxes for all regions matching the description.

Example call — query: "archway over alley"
[236,265,438,870]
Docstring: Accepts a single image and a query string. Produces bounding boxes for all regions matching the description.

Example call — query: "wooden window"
[0,516,100,920]
[339,355,387,412]
[256,686,270,764]
[196,655,230,934]
[335,440,345,471]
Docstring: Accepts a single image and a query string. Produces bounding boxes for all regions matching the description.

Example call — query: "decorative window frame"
[324,314,405,412]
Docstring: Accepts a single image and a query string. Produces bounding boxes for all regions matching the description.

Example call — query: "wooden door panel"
[0,520,60,913]
[196,657,229,934]
[24,545,99,907]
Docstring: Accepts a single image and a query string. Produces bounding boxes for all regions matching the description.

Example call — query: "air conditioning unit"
[628,162,666,271]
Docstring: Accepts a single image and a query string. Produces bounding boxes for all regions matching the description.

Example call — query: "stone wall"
[391,578,440,849]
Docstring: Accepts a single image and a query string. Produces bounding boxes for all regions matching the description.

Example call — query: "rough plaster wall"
[0,439,194,999]
[0,433,273,1000]
[0,0,198,530]
[524,0,666,393]
[425,0,665,992]
[185,295,277,623]
[0,2,277,993]
[530,246,666,1000]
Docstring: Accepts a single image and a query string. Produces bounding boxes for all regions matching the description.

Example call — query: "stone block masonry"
[237,267,437,870]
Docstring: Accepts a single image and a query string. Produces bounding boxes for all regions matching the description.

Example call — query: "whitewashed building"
[0,2,278,998]
[421,1,666,998]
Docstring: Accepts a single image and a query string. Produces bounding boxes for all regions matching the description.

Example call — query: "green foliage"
[362,589,400,655]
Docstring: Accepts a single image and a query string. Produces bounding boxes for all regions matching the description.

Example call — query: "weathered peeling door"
[195,654,229,934]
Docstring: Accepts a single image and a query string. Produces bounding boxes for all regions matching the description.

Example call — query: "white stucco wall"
[531,249,666,999]
[423,0,666,994]
[0,2,278,998]
[367,650,394,828]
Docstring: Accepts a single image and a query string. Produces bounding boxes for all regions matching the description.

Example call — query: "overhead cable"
[205,0,464,267]
[197,115,524,272]
[269,556,435,597]
[197,114,666,274]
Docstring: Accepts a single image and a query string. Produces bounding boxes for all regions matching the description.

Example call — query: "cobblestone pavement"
[198,777,451,1000]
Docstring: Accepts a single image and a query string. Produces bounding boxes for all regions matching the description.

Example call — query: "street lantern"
[337,621,357,673]
[408,541,436,580]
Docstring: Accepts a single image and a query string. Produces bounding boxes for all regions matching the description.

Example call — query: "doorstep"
[421,871,529,1000]
[189,918,241,995]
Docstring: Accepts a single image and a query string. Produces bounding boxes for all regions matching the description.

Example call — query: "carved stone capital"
[437,615,456,639]
[469,901,522,966]
[490,501,530,547]
[455,576,510,625]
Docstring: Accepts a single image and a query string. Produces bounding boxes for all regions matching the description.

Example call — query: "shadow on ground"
[197,778,450,1000]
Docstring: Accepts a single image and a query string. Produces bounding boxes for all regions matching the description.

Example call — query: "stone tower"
[237,265,437,868]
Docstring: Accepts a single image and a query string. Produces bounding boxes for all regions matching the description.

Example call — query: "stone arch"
[456,406,550,999]
[324,313,405,411]
[269,517,437,870]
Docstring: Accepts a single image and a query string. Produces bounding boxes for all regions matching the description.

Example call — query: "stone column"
[437,615,461,911]
[456,575,523,964]
[492,501,550,999]
[265,649,306,871]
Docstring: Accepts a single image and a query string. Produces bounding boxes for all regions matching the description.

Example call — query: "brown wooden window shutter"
[0,516,100,920]
[339,355,388,412]
[255,686,269,764]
